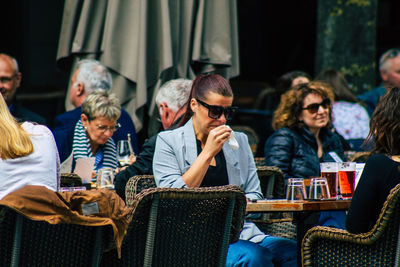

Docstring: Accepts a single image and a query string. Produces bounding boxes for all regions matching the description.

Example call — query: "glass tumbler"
[309,177,330,200]
[286,178,307,201]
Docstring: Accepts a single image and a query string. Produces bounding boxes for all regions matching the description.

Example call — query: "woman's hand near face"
[182,125,231,188]
[202,125,232,158]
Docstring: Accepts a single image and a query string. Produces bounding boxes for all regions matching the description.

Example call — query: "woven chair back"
[120,185,246,267]
[303,183,400,266]
[125,175,156,204]
[256,166,285,199]
[0,205,106,267]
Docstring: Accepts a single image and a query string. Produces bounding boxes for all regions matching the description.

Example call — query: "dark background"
[2,0,399,130]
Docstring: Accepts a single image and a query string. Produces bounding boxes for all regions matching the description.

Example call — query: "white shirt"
[0,122,60,200]
[332,101,370,140]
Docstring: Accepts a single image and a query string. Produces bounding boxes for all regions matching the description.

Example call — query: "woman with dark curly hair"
[346,87,400,233]
[264,81,345,181]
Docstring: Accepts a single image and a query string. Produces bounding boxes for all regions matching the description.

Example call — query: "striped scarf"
[72,120,118,172]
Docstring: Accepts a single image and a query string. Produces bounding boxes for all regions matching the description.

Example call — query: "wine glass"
[117,140,134,167]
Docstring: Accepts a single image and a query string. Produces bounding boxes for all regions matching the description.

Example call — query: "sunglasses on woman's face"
[196,98,238,120]
[302,98,331,114]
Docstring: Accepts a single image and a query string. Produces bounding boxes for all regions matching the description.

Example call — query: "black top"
[264,126,345,181]
[114,116,183,201]
[196,139,229,187]
[346,154,400,233]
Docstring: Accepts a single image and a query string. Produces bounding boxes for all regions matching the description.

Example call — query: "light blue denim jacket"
[153,118,266,242]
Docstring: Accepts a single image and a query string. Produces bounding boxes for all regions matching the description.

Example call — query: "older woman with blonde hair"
[71,89,121,175]
[265,81,344,181]
[0,94,59,199]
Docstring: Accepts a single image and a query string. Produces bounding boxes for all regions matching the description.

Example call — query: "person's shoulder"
[53,107,81,128]
[158,126,183,139]
[12,103,47,125]
[357,85,386,99]
[119,108,134,121]
[55,108,80,119]
[22,122,52,136]
[270,127,295,137]
[367,153,390,162]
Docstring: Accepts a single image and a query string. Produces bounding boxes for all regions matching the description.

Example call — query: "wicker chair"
[254,157,266,167]
[125,174,156,201]
[250,166,297,240]
[302,183,400,267]
[0,205,107,267]
[102,185,246,267]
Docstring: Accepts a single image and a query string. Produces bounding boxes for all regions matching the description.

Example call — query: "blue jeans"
[318,211,347,229]
[226,236,297,267]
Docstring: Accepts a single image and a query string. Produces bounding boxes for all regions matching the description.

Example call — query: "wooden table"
[246,199,352,265]
[246,199,351,213]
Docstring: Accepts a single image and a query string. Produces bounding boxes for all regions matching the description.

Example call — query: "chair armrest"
[302,226,385,267]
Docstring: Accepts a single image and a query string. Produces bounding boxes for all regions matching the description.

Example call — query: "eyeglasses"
[0,75,16,84]
[196,98,238,120]
[302,98,331,114]
[380,49,400,66]
[95,123,121,133]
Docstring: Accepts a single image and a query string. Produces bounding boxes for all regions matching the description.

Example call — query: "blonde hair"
[272,81,334,130]
[0,94,33,159]
[81,89,121,121]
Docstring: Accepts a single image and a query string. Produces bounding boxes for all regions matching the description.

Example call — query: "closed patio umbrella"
[56,0,239,132]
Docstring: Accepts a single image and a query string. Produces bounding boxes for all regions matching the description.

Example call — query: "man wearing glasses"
[358,48,400,116]
[114,78,192,201]
[0,53,46,124]
[53,59,139,163]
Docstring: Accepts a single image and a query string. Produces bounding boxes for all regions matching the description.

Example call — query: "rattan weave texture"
[302,183,400,266]
[102,185,246,267]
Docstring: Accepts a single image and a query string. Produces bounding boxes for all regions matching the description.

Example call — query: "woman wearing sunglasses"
[265,81,345,181]
[153,73,296,267]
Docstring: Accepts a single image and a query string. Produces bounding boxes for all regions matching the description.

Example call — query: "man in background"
[358,48,400,116]
[53,59,139,162]
[0,53,46,124]
[114,78,192,201]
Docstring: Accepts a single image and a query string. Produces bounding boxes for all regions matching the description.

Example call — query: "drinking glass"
[286,178,307,201]
[97,168,115,189]
[117,140,134,167]
[338,162,356,198]
[309,177,330,200]
[320,162,338,199]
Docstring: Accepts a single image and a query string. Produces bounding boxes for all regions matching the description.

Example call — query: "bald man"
[0,53,46,124]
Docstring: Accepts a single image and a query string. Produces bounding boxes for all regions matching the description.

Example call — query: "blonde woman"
[0,94,59,199]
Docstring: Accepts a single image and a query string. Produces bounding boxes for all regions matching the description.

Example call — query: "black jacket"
[264,127,345,180]
[114,116,183,201]
[114,135,156,201]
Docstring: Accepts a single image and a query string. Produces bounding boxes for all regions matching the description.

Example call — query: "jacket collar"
[182,118,240,181]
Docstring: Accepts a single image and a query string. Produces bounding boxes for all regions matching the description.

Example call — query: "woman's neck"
[308,127,320,139]
[192,119,207,146]
[89,140,99,155]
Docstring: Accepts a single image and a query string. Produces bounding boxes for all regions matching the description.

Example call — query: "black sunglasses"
[302,98,331,114]
[196,98,238,120]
